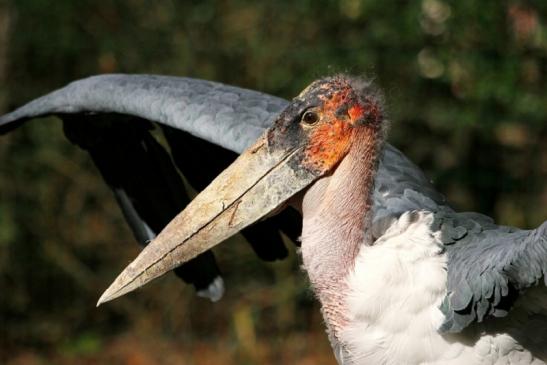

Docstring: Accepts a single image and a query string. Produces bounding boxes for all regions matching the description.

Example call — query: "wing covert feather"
[0,74,287,153]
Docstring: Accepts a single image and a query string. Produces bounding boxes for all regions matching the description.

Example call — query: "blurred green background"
[0,1,546,364]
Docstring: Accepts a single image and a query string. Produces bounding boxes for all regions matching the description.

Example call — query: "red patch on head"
[302,118,353,173]
[348,104,365,123]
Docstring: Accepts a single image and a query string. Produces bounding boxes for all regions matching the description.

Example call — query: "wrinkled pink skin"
[295,128,382,339]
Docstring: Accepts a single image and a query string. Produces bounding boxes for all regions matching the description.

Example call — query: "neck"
[300,128,382,338]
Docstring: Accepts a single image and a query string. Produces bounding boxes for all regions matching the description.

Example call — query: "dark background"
[0,1,546,364]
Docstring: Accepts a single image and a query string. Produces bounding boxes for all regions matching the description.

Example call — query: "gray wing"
[0,74,291,299]
[0,74,286,153]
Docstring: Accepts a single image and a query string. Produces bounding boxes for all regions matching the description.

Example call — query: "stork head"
[97,75,384,305]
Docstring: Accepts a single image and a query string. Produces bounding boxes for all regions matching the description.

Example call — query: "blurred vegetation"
[0,0,546,364]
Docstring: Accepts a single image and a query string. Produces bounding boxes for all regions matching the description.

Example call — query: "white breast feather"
[339,211,546,365]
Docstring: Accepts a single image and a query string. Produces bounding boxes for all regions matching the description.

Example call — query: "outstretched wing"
[0,74,286,152]
[0,74,297,299]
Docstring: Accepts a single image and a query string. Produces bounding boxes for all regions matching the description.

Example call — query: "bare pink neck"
[300,131,380,338]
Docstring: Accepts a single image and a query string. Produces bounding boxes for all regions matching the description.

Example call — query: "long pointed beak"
[97,134,317,305]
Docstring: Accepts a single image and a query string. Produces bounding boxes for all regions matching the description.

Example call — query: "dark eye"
[301,111,319,125]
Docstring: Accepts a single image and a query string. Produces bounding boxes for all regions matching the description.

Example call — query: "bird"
[1,74,546,364]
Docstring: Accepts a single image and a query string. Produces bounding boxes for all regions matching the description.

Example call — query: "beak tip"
[96,287,115,307]
[96,275,129,307]
[95,246,168,308]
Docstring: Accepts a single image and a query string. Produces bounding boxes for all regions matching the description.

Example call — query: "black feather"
[62,114,221,292]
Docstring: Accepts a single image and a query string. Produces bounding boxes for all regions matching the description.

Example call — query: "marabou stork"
[1,74,546,364]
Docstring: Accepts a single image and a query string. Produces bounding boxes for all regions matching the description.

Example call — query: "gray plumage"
[441,218,547,332]
[0,74,286,153]
[1,74,545,336]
